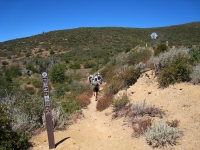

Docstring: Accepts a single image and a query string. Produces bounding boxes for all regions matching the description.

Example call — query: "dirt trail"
[30,93,150,150]
[30,71,200,150]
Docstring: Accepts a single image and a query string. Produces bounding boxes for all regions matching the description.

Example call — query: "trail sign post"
[41,72,55,149]
[150,32,158,47]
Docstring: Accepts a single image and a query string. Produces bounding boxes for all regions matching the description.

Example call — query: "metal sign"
[150,32,158,39]
[42,72,55,149]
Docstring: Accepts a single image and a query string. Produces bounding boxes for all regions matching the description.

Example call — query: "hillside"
[0,22,200,59]
[30,71,200,150]
[1,21,200,150]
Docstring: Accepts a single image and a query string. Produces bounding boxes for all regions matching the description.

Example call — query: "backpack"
[93,81,98,88]
[98,75,101,80]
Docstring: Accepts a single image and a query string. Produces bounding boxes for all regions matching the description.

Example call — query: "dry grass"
[96,93,114,111]
[77,90,92,108]
[132,117,153,138]
[166,119,180,128]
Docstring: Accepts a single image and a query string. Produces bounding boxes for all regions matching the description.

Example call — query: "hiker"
[92,77,100,101]
[97,72,103,84]
[88,75,93,84]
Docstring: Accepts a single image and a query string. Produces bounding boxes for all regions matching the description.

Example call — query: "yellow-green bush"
[158,55,191,87]
[112,93,129,112]
[154,44,168,56]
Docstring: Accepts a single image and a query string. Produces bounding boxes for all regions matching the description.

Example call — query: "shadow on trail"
[55,137,70,148]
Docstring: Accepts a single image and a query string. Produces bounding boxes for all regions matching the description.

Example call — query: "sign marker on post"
[41,72,55,149]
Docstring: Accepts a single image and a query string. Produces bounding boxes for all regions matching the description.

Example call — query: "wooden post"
[41,72,55,149]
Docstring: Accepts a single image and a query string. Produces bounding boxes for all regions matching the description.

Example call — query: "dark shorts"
[93,87,99,92]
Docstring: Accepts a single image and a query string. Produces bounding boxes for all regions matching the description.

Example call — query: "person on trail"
[97,72,102,84]
[88,75,93,84]
[92,77,100,101]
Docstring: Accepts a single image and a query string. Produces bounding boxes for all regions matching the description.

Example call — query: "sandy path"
[30,94,151,150]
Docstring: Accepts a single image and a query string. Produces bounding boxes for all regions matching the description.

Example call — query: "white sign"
[150,32,158,39]
[42,72,47,78]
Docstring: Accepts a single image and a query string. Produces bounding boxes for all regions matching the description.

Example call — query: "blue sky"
[0,0,199,42]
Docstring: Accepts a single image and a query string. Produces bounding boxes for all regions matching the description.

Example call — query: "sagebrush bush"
[0,87,44,132]
[0,104,32,150]
[145,120,182,148]
[158,55,191,87]
[114,64,129,75]
[148,48,188,74]
[112,93,129,112]
[43,106,67,130]
[190,64,200,84]
[129,100,164,118]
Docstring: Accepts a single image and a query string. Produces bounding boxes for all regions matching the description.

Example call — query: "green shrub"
[50,49,55,55]
[154,44,168,56]
[69,81,91,95]
[53,84,66,98]
[122,66,140,87]
[127,49,151,65]
[189,47,200,64]
[151,48,188,74]
[108,76,124,94]
[61,94,81,115]
[4,65,22,82]
[62,56,70,64]
[49,64,66,83]
[69,62,81,69]
[112,93,129,112]
[26,63,38,73]
[2,61,9,66]
[158,55,191,87]
[0,104,32,150]
[145,120,182,148]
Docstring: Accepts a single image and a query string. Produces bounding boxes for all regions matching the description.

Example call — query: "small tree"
[49,64,66,83]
